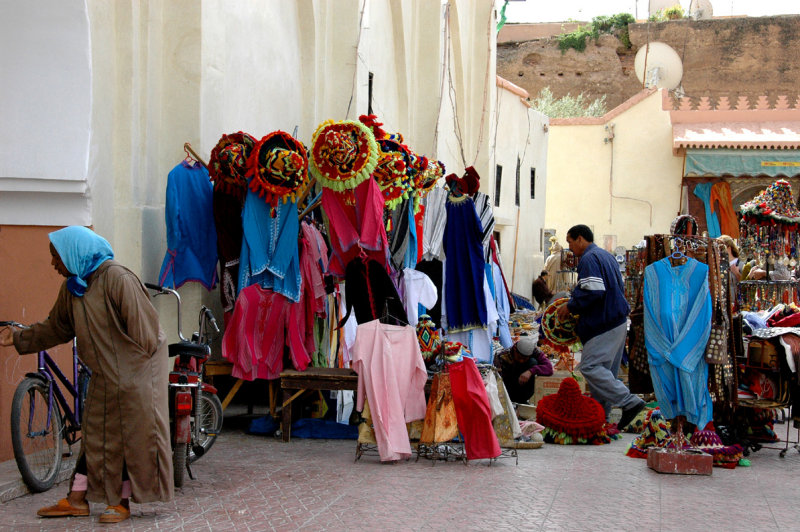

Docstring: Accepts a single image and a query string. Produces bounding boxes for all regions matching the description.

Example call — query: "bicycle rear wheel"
[10,378,63,492]
[188,391,223,463]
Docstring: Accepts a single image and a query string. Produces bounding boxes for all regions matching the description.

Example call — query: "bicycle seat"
[168,341,210,358]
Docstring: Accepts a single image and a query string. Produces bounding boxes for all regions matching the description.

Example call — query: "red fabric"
[447,358,501,460]
[710,181,739,238]
[771,311,800,328]
[415,205,425,262]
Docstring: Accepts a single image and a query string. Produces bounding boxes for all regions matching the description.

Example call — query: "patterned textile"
[416,314,442,362]
[309,120,379,192]
[626,408,673,458]
[246,130,309,207]
[208,132,257,199]
[373,139,414,211]
[541,297,581,348]
[420,373,460,445]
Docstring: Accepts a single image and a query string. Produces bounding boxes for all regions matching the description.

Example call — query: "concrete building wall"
[492,79,549,296]
[545,89,681,250]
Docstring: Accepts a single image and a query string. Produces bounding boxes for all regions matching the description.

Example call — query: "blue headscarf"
[49,226,115,297]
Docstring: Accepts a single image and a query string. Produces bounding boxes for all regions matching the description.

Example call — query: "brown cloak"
[14,260,173,505]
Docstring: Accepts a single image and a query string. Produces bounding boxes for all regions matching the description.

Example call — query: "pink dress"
[351,320,427,461]
[222,285,311,381]
[322,178,389,277]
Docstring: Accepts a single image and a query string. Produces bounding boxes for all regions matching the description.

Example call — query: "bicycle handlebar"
[0,320,28,329]
[144,282,187,342]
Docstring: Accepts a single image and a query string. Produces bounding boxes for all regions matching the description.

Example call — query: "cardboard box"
[531,371,586,405]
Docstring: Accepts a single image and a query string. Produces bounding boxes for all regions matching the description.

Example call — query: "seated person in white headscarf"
[494,335,554,404]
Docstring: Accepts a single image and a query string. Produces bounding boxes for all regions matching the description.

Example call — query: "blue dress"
[643,257,712,428]
[443,193,487,332]
[158,162,218,289]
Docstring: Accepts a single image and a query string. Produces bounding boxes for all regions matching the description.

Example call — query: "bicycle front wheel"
[10,378,63,492]
[188,391,223,463]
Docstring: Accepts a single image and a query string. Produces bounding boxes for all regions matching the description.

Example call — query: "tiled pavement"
[3,416,800,531]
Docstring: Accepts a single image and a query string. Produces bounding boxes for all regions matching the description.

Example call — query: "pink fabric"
[352,320,427,461]
[322,179,388,277]
[222,285,309,381]
[299,222,329,356]
[448,358,501,460]
[72,472,88,491]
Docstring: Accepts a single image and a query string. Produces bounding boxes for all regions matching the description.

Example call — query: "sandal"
[98,504,130,524]
[37,498,91,518]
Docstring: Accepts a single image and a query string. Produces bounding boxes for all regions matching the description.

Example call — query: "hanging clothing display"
[342,256,408,325]
[158,161,218,290]
[238,192,301,302]
[472,191,495,261]
[693,182,721,238]
[419,372,460,445]
[351,320,427,461]
[643,257,713,428]
[401,268,437,327]
[490,262,513,348]
[709,181,739,238]
[421,186,448,261]
[415,259,443,327]
[447,357,501,460]
[443,192,487,332]
[222,285,310,381]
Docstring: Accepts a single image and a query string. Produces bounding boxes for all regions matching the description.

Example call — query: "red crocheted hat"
[208,132,257,199]
[373,139,414,210]
[536,377,606,439]
[689,423,743,468]
[245,131,309,207]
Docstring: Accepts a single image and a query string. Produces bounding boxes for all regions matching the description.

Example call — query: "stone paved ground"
[3,419,800,531]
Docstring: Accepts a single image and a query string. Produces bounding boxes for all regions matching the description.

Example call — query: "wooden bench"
[279,368,358,442]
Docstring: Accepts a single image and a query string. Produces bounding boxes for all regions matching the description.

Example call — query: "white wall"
[491,84,549,296]
[0,0,92,225]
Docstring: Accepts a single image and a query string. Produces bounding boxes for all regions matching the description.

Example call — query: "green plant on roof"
[530,88,607,118]
[557,13,635,53]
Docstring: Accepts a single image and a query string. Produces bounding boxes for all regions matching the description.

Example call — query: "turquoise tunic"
[643,257,713,428]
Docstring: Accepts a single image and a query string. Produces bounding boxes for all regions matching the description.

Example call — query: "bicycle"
[145,283,223,487]
[2,321,91,493]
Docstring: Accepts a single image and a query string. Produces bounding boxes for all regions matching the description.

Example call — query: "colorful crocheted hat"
[443,341,469,362]
[535,377,606,439]
[373,139,414,210]
[416,314,442,362]
[415,158,444,197]
[359,114,404,143]
[309,120,379,191]
[689,424,743,469]
[541,297,580,348]
[626,408,672,459]
[208,132,257,199]
[445,166,480,197]
[246,131,309,207]
[740,179,800,224]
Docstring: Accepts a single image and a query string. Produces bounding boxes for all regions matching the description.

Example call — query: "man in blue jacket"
[556,225,644,430]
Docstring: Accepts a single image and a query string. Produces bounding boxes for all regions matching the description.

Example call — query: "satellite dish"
[614,245,627,256]
[689,0,713,19]
[634,42,683,90]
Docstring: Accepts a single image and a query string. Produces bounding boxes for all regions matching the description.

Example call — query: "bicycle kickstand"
[186,461,195,481]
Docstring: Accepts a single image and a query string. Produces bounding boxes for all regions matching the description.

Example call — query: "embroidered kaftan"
[239,190,301,302]
[643,257,713,428]
[443,193,487,332]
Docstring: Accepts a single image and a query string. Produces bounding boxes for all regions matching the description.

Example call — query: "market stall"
[156,114,532,462]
